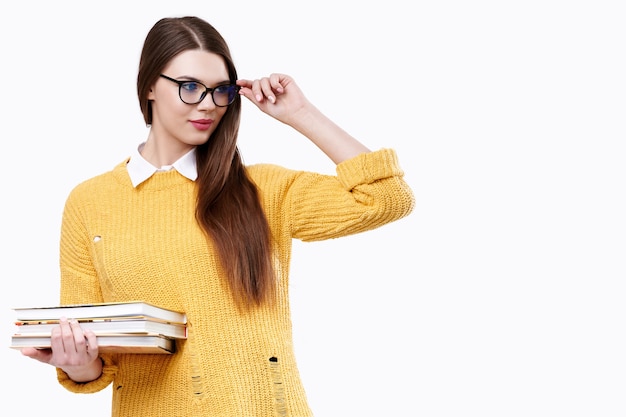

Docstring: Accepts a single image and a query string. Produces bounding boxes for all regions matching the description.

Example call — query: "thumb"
[21,347,52,364]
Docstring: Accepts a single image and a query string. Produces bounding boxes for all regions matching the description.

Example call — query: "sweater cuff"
[336,148,405,190]
[57,354,117,393]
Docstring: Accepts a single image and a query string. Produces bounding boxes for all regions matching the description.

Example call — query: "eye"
[214,85,237,98]
[181,81,202,93]
[214,85,231,94]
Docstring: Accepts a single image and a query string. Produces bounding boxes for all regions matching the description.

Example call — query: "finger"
[69,319,89,353]
[21,347,52,363]
[259,77,280,104]
[83,329,99,357]
[51,317,70,353]
[269,73,285,94]
[236,79,252,88]
[20,347,40,358]
[250,78,266,103]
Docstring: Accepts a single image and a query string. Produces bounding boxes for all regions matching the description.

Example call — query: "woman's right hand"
[21,317,103,382]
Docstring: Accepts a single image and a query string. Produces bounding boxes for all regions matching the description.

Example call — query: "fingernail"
[256,94,262,101]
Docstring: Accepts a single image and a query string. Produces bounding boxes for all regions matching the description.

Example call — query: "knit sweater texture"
[56,148,415,417]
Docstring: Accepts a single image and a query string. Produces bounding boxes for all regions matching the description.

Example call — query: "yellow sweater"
[56,148,414,417]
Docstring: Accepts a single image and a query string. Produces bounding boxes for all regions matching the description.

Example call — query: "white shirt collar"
[127,143,198,187]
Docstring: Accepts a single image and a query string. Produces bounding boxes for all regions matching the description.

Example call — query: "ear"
[147,85,156,101]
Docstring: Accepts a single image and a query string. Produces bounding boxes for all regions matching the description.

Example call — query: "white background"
[0,1,624,416]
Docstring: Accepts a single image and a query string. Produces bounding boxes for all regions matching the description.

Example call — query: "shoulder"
[246,162,294,175]
[67,159,130,202]
[246,163,301,186]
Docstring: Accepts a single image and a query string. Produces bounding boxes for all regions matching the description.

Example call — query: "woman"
[22,16,415,416]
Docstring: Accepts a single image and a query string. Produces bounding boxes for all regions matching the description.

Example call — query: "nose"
[196,92,217,111]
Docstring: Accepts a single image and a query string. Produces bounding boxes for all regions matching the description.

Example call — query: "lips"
[190,119,213,131]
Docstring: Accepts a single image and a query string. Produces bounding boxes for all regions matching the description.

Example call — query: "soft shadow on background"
[1,1,624,416]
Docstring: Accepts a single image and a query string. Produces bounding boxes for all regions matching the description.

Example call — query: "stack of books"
[10,301,187,354]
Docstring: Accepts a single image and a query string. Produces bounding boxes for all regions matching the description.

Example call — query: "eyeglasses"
[159,74,240,107]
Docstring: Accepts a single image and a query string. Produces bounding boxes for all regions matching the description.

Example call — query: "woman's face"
[148,49,232,150]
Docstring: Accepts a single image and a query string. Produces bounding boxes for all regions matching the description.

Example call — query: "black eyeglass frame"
[159,74,240,107]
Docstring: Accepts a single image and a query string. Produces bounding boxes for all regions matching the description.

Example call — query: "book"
[14,317,187,339]
[10,334,176,354]
[13,301,187,325]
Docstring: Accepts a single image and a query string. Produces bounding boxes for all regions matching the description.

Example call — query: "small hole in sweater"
[269,356,278,362]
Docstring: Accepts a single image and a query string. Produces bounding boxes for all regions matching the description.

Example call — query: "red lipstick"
[190,119,213,131]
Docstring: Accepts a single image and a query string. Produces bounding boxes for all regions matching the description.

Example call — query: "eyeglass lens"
[180,81,238,106]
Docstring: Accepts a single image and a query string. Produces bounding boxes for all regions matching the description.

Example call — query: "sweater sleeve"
[59,182,106,305]
[56,354,118,393]
[56,180,119,393]
[252,148,415,242]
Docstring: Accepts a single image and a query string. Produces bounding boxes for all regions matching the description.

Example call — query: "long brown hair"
[137,16,275,307]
